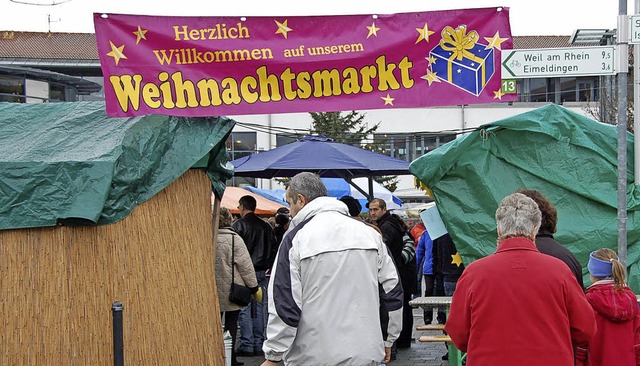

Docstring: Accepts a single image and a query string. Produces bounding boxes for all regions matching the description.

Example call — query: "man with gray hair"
[445,192,596,365]
[260,172,403,366]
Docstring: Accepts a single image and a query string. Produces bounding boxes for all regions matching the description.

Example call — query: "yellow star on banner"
[133,25,148,44]
[493,89,505,100]
[106,41,127,65]
[420,70,440,86]
[381,94,394,106]
[366,22,380,38]
[451,252,463,267]
[484,31,509,50]
[427,55,437,66]
[275,19,292,39]
[415,23,435,44]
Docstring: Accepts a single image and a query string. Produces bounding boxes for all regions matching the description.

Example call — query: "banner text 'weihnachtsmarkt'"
[93,8,515,117]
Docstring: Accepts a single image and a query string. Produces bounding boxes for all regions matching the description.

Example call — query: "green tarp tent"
[409,104,640,291]
[0,101,235,230]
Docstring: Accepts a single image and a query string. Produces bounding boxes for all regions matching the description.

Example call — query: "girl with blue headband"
[584,248,640,366]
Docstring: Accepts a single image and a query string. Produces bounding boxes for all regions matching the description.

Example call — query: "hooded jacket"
[263,197,403,365]
[586,280,640,366]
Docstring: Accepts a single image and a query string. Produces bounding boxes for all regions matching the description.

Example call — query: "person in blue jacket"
[415,228,445,325]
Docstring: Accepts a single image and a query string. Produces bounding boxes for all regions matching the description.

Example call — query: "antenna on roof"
[9,0,72,5]
[47,14,61,33]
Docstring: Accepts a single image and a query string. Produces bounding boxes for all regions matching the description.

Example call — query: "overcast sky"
[0,0,633,36]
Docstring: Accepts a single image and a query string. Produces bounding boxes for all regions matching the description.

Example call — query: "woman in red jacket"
[586,248,640,366]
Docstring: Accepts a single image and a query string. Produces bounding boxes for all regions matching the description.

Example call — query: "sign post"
[501,46,616,78]
[630,15,640,44]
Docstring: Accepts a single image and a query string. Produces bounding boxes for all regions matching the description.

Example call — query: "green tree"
[308,111,399,192]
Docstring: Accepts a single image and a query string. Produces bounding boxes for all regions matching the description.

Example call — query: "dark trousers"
[396,292,414,348]
[423,274,446,324]
[221,310,240,366]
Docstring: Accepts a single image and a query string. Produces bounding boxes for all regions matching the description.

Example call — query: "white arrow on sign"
[501,46,616,79]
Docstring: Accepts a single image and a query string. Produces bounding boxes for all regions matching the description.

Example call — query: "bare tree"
[583,49,635,133]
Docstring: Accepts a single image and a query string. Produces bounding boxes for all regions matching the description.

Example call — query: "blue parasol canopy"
[231,135,410,199]
[231,135,409,178]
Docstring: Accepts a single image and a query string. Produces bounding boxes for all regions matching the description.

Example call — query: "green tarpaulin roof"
[0,101,234,230]
[409,104,640,291]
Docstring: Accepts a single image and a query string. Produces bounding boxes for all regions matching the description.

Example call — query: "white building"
[0,31,607,200]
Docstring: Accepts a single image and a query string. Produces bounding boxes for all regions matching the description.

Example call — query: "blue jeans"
[444,280,458,296]
[238,271,267,353]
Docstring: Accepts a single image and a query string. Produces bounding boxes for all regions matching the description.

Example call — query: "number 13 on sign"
[501,79,517,94]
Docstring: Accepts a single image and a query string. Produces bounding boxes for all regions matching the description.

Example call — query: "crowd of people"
[214,172,640,366]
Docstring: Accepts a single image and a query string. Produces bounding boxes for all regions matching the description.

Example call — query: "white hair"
[496,193,541,241]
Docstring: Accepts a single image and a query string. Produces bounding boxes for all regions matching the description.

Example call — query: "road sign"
[501,46,616,78]
[630,15,640,44]
[501,79,517,94]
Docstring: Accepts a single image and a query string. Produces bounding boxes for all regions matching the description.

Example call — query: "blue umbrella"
[244,186,288,206]
[231,135,410,199]
[321,178,402,212]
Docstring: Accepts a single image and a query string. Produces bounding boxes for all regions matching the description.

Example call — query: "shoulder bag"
[228,234,253,307]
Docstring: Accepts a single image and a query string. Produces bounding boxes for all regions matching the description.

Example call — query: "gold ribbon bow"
[440,25,479,61]
[438,25,487,88]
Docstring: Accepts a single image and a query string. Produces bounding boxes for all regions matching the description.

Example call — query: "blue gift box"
[430,42,495,96]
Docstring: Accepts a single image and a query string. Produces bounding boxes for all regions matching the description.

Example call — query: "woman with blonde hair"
[585,248,640,366]
[215,207,258,366]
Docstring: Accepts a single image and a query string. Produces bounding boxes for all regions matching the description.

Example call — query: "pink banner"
[94,8,515,117]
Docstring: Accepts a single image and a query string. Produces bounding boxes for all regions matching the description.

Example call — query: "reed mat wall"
[0,170,224,365]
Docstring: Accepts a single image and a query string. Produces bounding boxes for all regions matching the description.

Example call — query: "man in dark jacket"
[518,189,584,288]
[233,195,277,357]
[368,198,416,351]
[432,233,465,296]
[431,232,465,360]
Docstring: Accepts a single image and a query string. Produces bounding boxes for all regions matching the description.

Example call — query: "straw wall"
[0,169,224,365]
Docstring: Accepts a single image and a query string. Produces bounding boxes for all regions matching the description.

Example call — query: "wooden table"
[409,296,452,309]
[409,296,463,366]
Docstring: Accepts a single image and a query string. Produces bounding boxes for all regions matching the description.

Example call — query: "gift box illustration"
[430,25,495,96]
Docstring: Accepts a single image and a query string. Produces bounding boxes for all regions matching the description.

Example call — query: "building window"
[519,76,599,103]
[578,78,599,102]
[49,83,66,102]
[227,132,257,187]
[375,133,456,161]
[276,134,299,147]
[560,77,577,103]
[0,76,25,103]
[524,78,555,102]
[227,132,257,160]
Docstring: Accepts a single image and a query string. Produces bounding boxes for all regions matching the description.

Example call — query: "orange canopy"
[216,186,287,217]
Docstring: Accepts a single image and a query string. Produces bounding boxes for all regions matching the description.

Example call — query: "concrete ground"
[239,308,448,366]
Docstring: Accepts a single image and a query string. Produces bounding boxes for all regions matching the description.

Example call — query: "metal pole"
[112,301,124,366]
[635,0,640,184]
[368,176,374,201]
[618,1,629,265]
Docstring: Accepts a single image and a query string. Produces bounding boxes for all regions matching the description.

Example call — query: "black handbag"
[228,235,253,307]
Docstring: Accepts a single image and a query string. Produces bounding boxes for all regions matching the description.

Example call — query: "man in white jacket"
[261,172,403,366]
